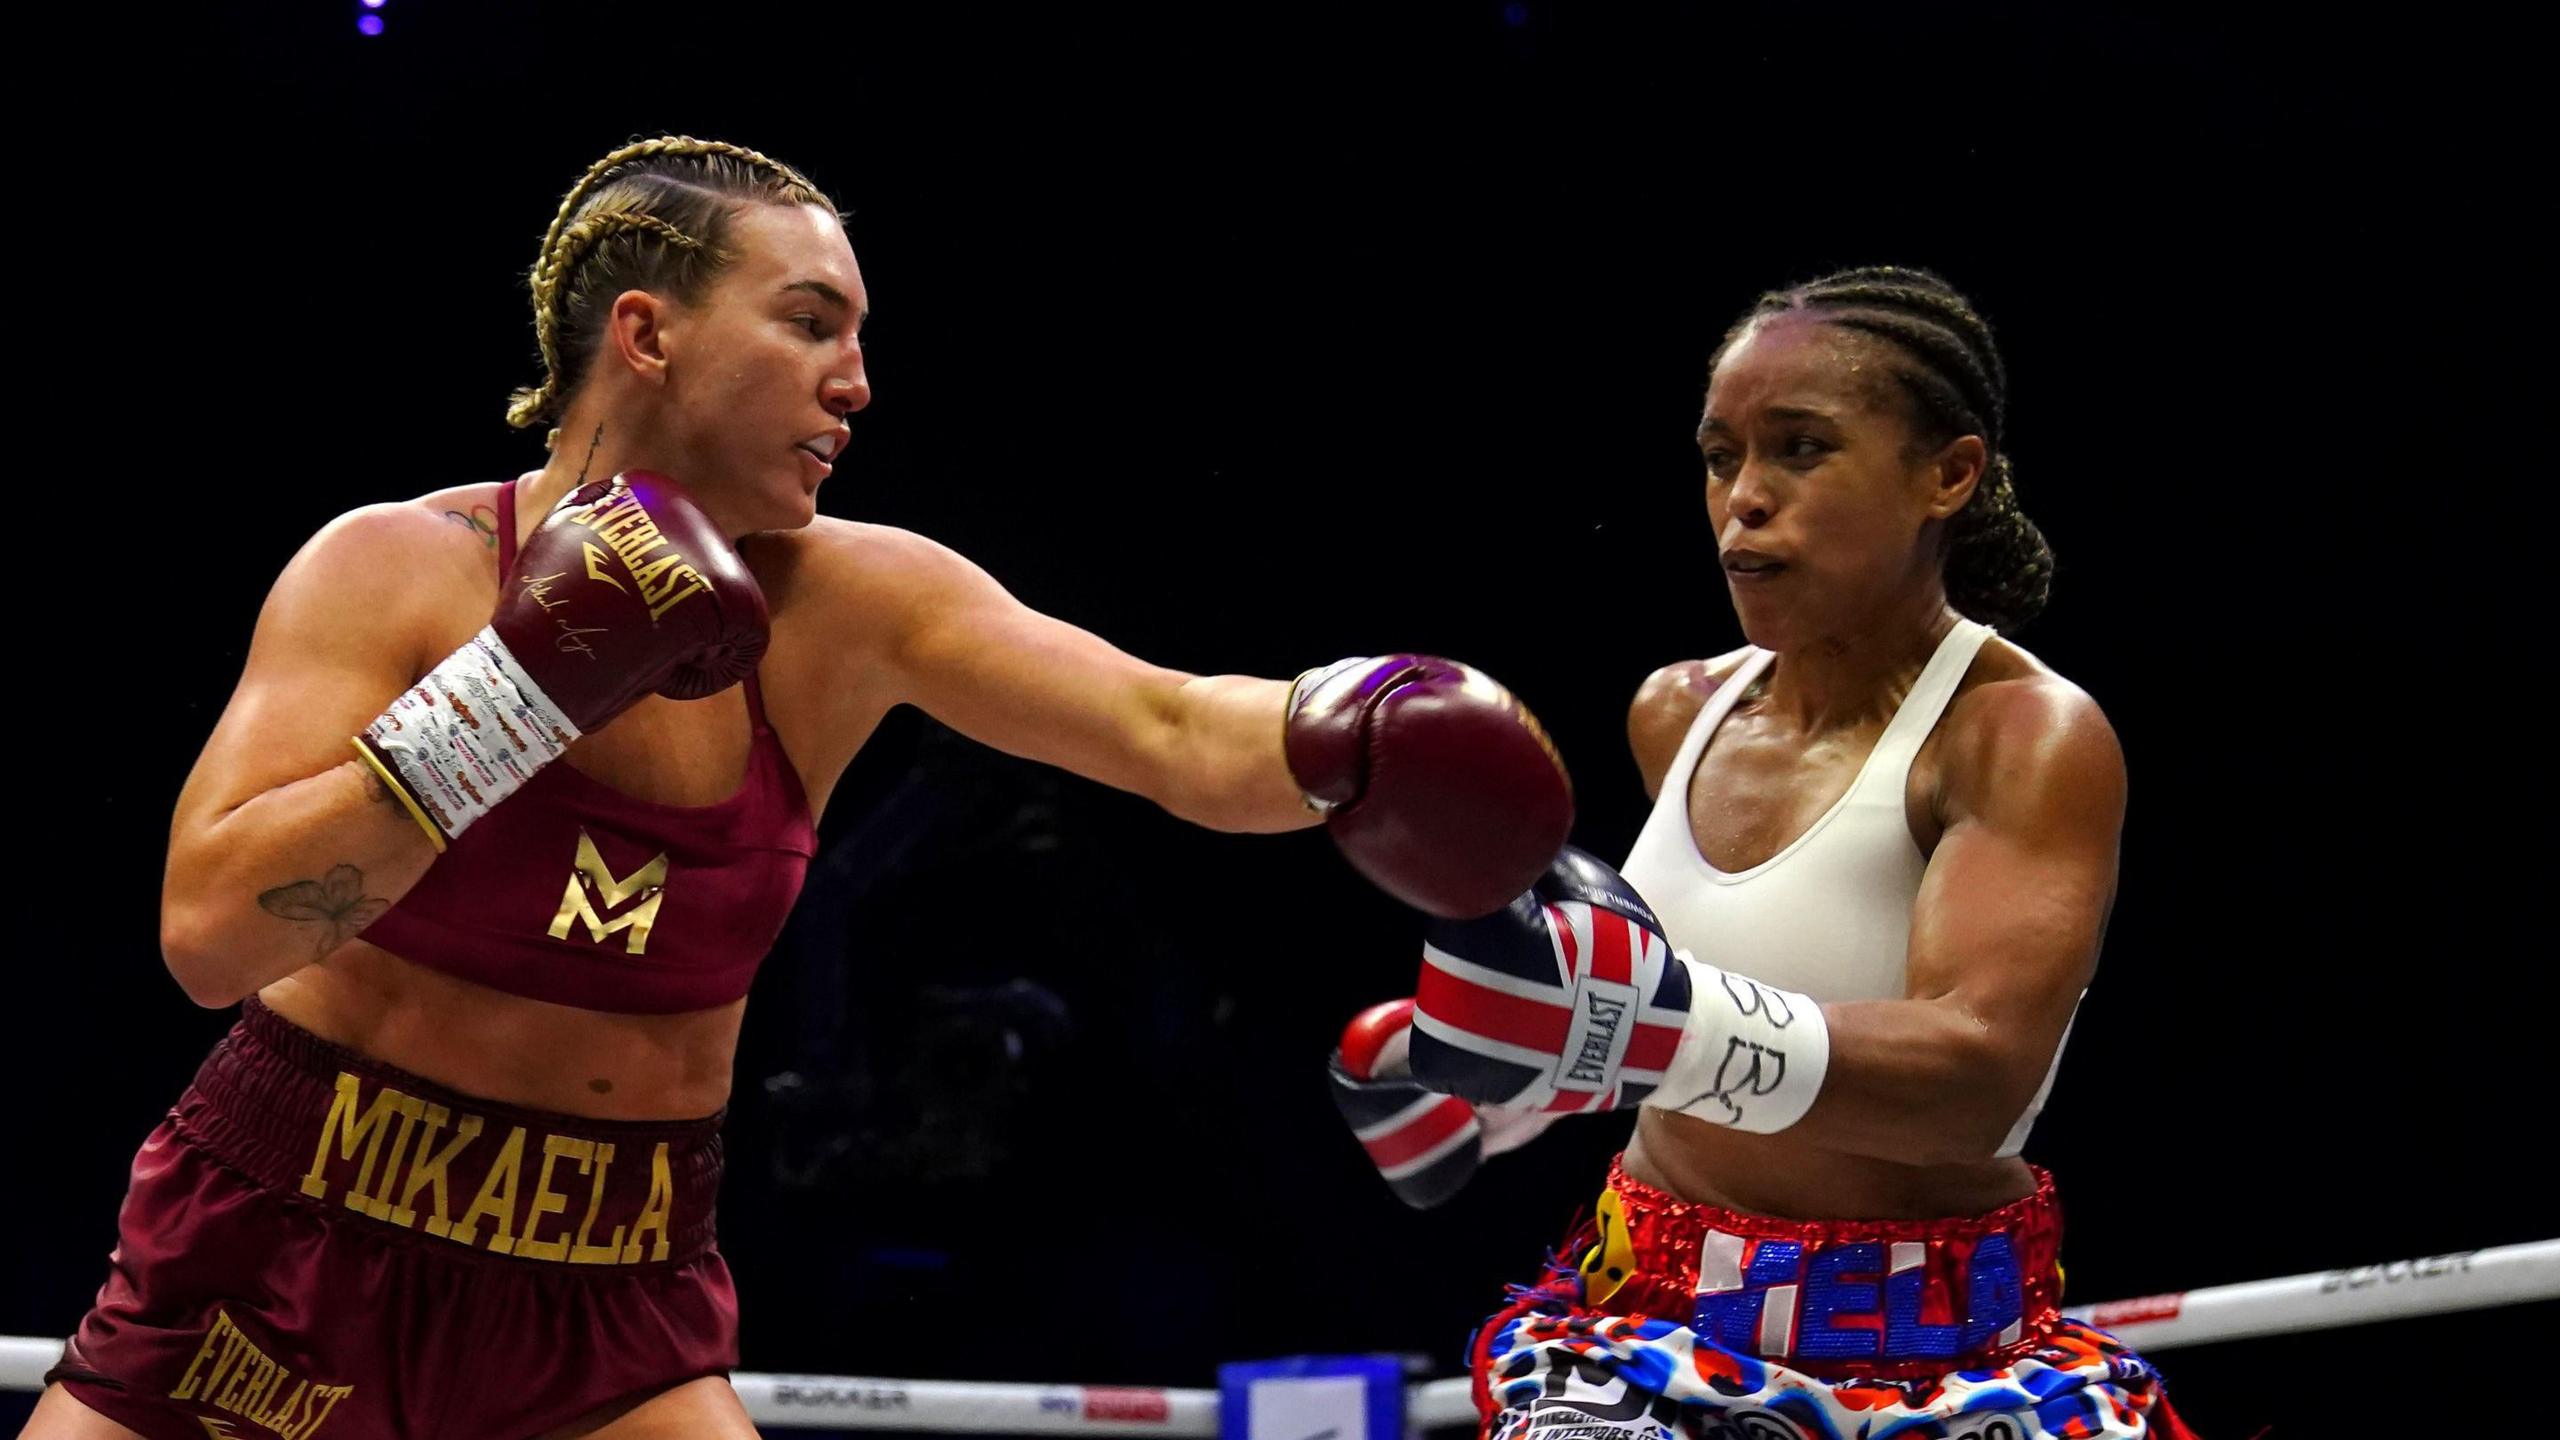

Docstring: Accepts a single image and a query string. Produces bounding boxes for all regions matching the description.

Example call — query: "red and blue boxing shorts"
[47,998,738,1439]
[1469,1159,2199,1440]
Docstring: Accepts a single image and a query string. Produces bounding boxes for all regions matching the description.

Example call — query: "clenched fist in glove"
[1284,655,1572,919]
[355,471,767,849]
[1409,847,1833,1135]
[1327,998,1561,1209]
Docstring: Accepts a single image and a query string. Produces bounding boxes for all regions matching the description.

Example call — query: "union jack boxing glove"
[1328,999,1561,1209]
[1408,847,1833,1135]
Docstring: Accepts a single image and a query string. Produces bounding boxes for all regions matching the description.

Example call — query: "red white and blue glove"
[1407,847,1832,1134]
[1327,998,1561,1210]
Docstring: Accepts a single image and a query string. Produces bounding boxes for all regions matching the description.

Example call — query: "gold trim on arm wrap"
[350,737,450,854]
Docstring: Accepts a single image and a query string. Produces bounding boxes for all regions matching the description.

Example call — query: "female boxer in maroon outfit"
[31,137,1568,1440]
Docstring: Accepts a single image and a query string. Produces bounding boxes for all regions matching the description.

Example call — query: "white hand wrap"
[354,627,580,849]
[1643,951,1831,1135]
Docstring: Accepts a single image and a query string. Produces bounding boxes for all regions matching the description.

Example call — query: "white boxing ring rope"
[5,1240,2551,1431]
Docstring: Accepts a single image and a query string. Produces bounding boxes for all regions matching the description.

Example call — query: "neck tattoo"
[573,422,606,488]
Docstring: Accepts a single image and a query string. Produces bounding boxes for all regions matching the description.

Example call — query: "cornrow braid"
[1717,265,2053,632]
[525,135,823,318]
[506,211,711,432]
[507,135,839,443]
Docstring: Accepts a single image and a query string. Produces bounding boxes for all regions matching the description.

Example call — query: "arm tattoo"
[444,505,500,550]
[361,765,399,806]
[258,864,392,958]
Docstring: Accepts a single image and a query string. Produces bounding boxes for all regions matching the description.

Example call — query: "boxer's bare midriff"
[260,951,750,1121]
[1624,1113,2038,1221]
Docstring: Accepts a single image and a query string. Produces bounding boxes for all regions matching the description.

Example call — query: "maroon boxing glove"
[354,472,769,849]
[1285,655,1572,918]
[496,471,769,724]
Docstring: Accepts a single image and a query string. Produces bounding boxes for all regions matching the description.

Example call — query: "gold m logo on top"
[549,830,668,954]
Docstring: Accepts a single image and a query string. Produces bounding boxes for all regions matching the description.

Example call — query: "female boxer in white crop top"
[1617,267,2121,1225]
[1344,267,2185,1438]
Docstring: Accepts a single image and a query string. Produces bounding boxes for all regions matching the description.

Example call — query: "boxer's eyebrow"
[782,279,866,330]
[1764,405,1838,425]
[1698,406,1841,442]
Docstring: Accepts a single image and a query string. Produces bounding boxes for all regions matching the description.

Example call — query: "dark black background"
[11,3,2547,1435]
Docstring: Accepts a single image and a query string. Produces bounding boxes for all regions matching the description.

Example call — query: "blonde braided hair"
[506,136,838,445]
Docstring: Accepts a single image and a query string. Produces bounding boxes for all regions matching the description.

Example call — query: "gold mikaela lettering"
[402,1105,482,1238]
[349,1091,428,1221]
[300,1073,405,1202]
[448,1125,528,1252]
[513,1135,586,1262]
[567,1140,627,1265]
[621,1142,676,1263]
[549,830,669,954]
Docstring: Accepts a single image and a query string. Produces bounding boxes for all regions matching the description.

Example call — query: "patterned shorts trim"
[1479,1304,2188,1440]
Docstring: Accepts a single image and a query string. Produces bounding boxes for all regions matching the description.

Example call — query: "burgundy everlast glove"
[1285,655,1573,918]
[354,471,769,849]
[496,470,768,722]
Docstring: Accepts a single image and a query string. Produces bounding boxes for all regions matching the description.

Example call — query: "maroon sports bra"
[362,480,818,1013]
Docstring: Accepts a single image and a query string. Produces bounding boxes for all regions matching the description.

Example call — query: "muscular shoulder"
[1934,641,2125,833]
[313,481,513,581]
[316,483,501,555]
[741,517,1000,663]
[1627,646,1753,798]
[743,517,978,616]
[283,494,493,619]
[402,480,510,550]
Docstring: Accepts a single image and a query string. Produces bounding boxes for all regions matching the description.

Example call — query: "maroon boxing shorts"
[48,998,737,1439]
